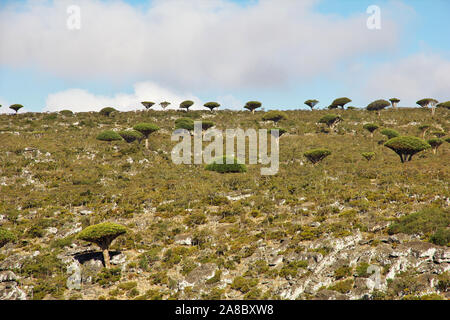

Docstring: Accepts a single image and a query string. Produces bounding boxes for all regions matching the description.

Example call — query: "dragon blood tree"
[141,101,155,110]
[417,98,439,116]
[244,101,262,114]
[363,123,379,137]
[304,148,331,164]
[77,222,127,269]
[367,99,390,116]
[133,123,160,149]
[180,100,194,112]
[329,97,351,109]
[304,99,319,110]
[389,98,400,109]
[204,102,220,112]
[384,136,430,163]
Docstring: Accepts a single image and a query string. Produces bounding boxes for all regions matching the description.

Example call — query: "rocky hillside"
[0,107,448,300]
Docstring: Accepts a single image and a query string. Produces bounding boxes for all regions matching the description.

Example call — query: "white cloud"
[44,81,207,112]
[362,53,450,106]
[0,97,10,114]
[0,0,401,91]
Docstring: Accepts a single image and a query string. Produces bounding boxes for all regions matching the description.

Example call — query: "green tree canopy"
[271,127,287,137]
[141,101,155,110]
[304,99,319,110]
[9,104,24,114]
[436,101,450,109]
[96,130,123,142]
[363,123,379,136]
[77,222,127,268]
[119,130,144,143]
[99,107,118,117]
[384,136,431,163]
[380,128,400,140]
[427,138,444,154]
[330,97,351,109]
[204,102,220,111]
[133,123,160,149]
[262,110,287,124]
[180,100,194,111]
[244,101,262,114]
[304,149,331,164]
[366,99,390,114]
[160,101,171,110]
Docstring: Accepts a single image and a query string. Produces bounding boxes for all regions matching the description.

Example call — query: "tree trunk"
[102,248,111,269]
[252,109,255,114]
[431,106,436,116]
[145,138,149,149]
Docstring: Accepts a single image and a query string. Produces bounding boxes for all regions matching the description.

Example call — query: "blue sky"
[0,0,449,112]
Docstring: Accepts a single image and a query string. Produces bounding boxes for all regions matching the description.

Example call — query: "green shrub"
[430,228,450,246]
[380,128,400,139]
[318,114,342,129]
[184,213,208,226]
[384,136,431,162]
[355,262,370,277]
[304,148,331,164]
[205,156,247,173]
[0,228,16,247]
[96,267,121,286]
[231,276,258,293]
[334,265,352,279]
[328,279,353,293]
[388,207,449,245]
[361,152,375,161]
[59,110,74,116]
[175,118,194,131]
[138,246,161,271]
[279,260,308,278]
[96,130,123,142]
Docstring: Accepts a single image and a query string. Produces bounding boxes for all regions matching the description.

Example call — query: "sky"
[0,0,449,113]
